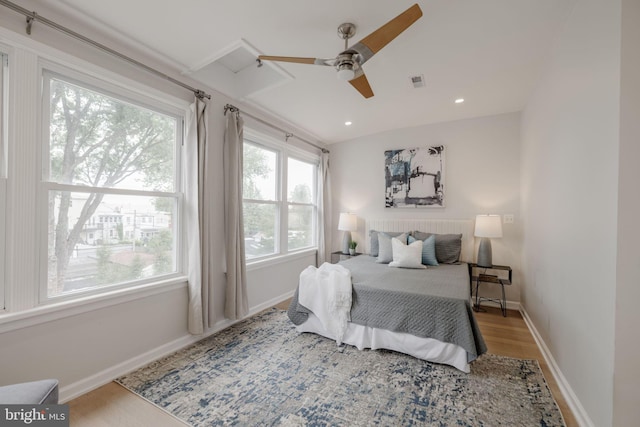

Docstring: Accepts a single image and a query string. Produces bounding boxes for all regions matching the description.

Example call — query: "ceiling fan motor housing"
[335,53,356,80]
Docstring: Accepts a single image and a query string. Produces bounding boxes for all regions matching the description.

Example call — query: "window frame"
[243,128,319,264]
[38,63,186,304]
[0,50,7,311]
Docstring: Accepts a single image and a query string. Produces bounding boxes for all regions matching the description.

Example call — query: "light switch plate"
[504,214,514,224]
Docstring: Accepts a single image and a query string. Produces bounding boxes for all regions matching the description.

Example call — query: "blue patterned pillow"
[408,235,438,266]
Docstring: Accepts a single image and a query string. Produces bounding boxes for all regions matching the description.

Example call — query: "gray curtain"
[185,97,209,334]
[316,151,332,265]
[223,111,249,320]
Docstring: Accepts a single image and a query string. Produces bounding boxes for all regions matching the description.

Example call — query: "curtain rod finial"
[195,90,209,100]
[26,13,36,35]
[224,104,239,116]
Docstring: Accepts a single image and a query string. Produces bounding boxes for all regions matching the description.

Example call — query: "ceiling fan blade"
[258,55,332,66]
[351,4,423,64]
[349,69,374,99]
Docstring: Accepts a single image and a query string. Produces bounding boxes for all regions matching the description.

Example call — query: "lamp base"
[341,231,352,255]
[477,237,493,268]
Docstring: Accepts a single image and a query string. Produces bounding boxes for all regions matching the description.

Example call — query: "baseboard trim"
[473,299,521,312]
[507,301,520,311]
[246,290,295,316]
[506,299,520,311]
[59,333,202,402]
[519,306,594,427]
[59,289,296,403]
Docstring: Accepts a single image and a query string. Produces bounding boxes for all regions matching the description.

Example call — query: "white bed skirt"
[296,313,470,373]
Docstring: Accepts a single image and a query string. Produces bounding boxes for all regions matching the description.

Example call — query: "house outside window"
[41,68,183,300]
[243,130,318,261]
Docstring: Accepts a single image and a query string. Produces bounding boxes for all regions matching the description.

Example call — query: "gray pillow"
[376,232,408,263]
[413,231,462,264]
[369,230,407,257]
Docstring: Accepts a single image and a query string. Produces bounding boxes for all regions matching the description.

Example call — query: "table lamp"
[474,214,503,268]
[338,213,357,255]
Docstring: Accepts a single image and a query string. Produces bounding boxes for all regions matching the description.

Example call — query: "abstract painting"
[385,145,445,208]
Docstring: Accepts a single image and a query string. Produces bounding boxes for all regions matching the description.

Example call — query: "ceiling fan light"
[337,67,355,81]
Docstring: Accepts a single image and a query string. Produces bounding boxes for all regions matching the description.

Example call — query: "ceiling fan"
[258,3,423,99]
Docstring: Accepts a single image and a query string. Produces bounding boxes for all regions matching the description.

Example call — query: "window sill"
[246,248,317,272]
[0,277,188,334]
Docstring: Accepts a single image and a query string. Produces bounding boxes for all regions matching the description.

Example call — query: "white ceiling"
[40,0,575,143]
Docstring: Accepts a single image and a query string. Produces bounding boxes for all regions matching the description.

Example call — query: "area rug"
[116,309,565,426]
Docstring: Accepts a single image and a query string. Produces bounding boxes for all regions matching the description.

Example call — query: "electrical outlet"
[503,214,514,224]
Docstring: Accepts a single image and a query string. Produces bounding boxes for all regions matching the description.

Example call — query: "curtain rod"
[224,104,329,154]
[0,0,211,100]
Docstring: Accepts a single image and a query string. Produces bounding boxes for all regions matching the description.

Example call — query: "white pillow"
[389,238,426,269]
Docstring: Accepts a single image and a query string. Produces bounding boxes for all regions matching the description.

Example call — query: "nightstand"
[330,251,361,264]
[467,263,512,317]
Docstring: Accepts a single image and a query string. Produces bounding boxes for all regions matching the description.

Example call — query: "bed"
[287,219,487,372]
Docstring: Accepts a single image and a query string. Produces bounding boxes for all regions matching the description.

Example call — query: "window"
[243,142,278,259]
[41,70,183,300]
[243,133,317,261]
[287,157,316,251]
[0,52,7,309]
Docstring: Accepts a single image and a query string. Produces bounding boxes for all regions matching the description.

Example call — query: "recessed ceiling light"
[345,121,352,126]
[455,98,465,104]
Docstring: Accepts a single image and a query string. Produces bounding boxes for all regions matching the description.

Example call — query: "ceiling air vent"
[410,74,425,88]
[185,39,293,100]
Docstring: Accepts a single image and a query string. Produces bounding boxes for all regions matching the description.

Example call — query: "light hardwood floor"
[68,301,577,426]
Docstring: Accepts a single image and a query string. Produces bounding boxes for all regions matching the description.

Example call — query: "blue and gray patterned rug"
[117,309,565,426]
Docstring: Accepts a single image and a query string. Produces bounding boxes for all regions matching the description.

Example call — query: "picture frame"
[384,145,445,208]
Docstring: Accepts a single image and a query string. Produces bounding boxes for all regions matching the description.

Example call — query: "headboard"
[364,219,475,263]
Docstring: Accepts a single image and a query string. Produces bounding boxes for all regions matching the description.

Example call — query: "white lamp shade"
[338,213,358,231]
[474,214,503,238]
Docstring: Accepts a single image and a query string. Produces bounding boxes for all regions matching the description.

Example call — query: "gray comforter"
[288,256,487,363]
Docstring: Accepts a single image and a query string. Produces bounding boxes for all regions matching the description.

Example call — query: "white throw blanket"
[298,262,352,345]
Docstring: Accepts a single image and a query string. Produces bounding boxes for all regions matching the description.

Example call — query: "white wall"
[521,1,621,426]
[330,112,522,303]
[0,2,315,401]
[246,253,315,310]
[613,0,640,425]
[0,287,190,390]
